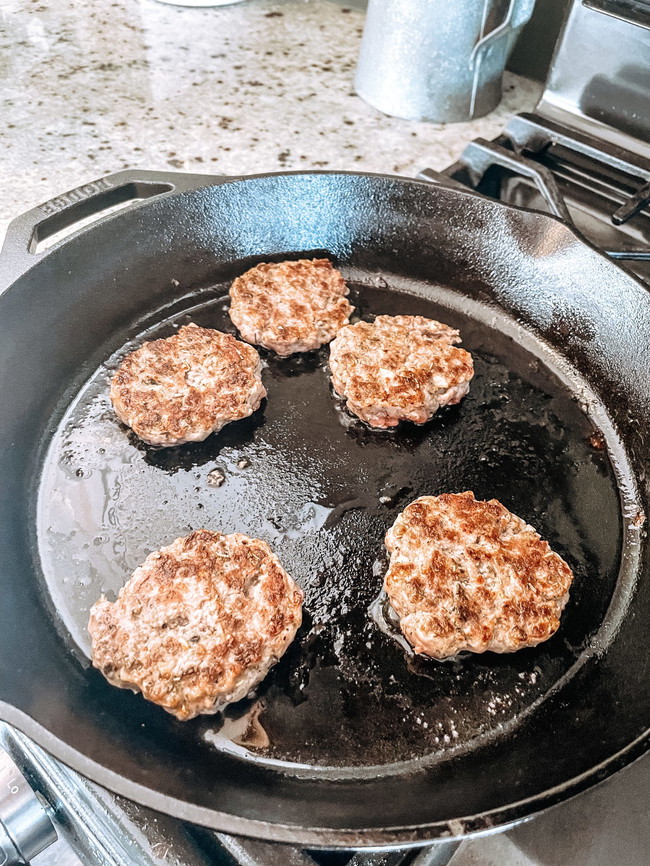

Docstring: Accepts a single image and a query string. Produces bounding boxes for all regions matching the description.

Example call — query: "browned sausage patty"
[384,492,574,658]
[88,530,303,720]
[228,258,354,356]
[329,315,474,428]
[110,324,266,447]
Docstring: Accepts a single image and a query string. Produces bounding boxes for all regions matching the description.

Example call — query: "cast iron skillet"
[0,170,648,848]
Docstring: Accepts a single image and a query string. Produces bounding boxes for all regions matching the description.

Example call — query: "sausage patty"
[110,323,266,447]
[228,258,354,356]
[329,315,474,428]
[384,492,574,658]
[88,530,303,720]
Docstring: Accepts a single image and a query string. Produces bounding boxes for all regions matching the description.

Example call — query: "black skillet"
[0,170,648,847]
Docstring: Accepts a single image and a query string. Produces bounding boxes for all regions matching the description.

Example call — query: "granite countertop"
[0,0,542,240]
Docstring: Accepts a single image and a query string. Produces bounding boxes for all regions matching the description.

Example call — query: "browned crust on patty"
[384,492,574,658]
[229,258,354,356]
[88,530,304,720]
[329,315,474,428]
[110,324,266,447]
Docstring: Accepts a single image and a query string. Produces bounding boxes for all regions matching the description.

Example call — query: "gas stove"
[423,0,650,290]
[1,1,648,864]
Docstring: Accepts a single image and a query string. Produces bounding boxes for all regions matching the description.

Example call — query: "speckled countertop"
[0,0,542,240]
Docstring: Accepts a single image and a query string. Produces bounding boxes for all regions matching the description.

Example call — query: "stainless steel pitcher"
[355,0,536,123]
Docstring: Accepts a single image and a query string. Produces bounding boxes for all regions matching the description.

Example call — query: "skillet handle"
[0,169,232,290]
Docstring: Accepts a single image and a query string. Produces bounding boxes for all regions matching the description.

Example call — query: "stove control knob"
[0,746,57,864]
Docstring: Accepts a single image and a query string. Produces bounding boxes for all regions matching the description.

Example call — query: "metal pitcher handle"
[469,0,536,67]
[468,0,536,118]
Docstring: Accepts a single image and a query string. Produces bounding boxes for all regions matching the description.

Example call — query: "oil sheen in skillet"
[36,281,621,771]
